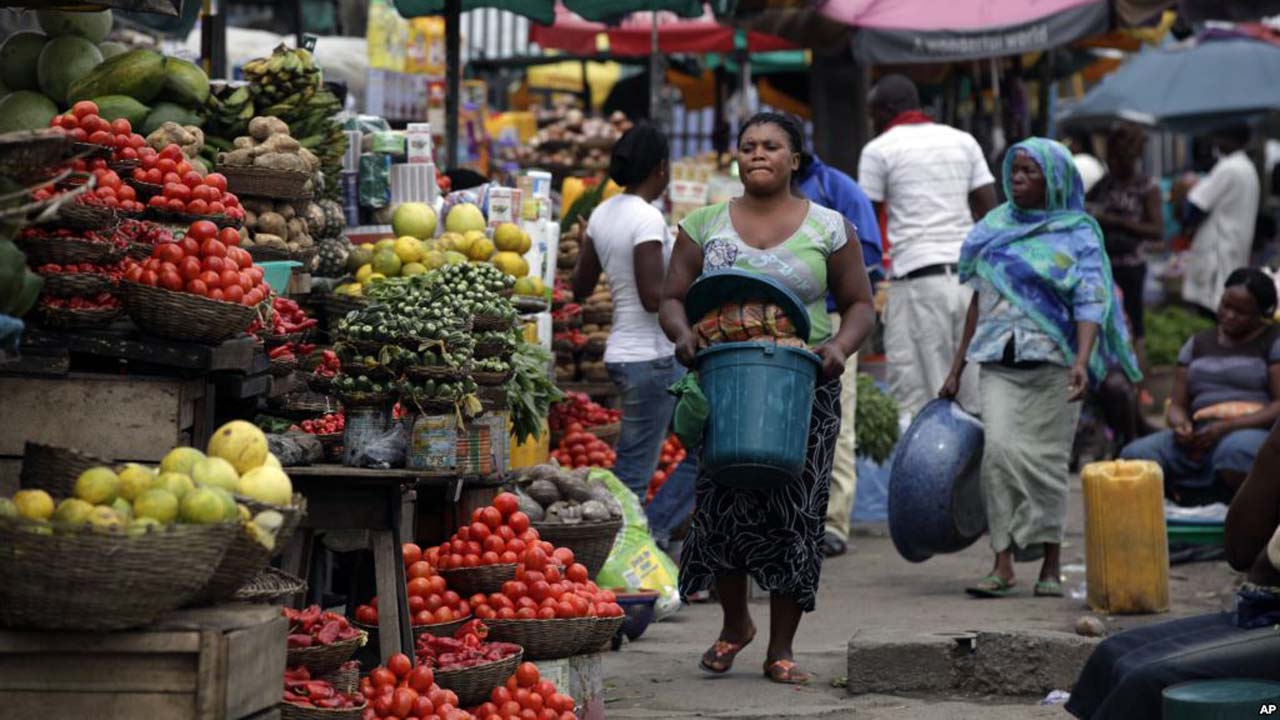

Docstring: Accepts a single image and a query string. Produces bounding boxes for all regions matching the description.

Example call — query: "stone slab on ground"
[847,629,1098,697]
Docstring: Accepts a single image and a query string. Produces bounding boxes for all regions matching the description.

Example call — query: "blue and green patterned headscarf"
[959,137,1141,383]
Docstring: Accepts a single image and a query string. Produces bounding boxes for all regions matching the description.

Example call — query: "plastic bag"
[668,373,708,450]
[343,407,409,468]
[591,468,682,620]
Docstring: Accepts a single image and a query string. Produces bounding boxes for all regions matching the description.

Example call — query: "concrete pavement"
[600,481,1240,718]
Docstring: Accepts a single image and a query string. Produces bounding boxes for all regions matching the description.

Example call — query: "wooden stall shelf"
[0,604,286,720]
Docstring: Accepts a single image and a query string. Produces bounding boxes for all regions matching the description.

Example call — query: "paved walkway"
[601,483,1240,718]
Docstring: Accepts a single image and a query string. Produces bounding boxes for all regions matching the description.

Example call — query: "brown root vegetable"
[253,134,301,156]
[526,479,560,507]
[255,153,308,172]
[255,233,288,250]
[249,116,290,142]
[256,211,288,238]
[217,148,254,166]
[232,136,254,150]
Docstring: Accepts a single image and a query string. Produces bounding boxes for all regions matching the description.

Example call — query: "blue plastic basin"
[696,341,819,489]
[257,260,300,294]
[888,399,987,562]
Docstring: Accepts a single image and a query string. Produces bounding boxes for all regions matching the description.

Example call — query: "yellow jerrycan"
[1082,460,1170,614]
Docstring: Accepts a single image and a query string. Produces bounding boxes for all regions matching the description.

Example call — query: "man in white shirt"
[1183,123,1261,314]
[858,74,996,418]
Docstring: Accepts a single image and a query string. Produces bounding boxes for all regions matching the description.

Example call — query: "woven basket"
[270,357,298,377]
[0,518,238,631]
[16,235,123,266]
[0,169,92,226]
[18,442,110,497]
[323,294,368,319]
[36,304,122,329]
[484,617,599,660]
[286,630,368,676]
[144,207,242,230]
[39,271,115,297]
[125,241,154,260]
[238,493,308,553]
[531,520,622,579]
[473,315,516,332]
[434,650,524,707]
[0,128,73,176]
[473,341,514,360]
[121,281,258,344]
[279,700,365,720]
[405,365,467,381]
[70,141,112,159]
[190,495,307,606]
[234,566,307,605]
[108,158,140,174]
[51,201,118,230]
[340,362,394,380]
[126,178,163,200]
[319,664,361,695]
[334,391,397,409]
[354,614,470,644]
[308,374,335,395]
[582,615,625,653]
[438,564,516,597]
[472,370,512,387]
[221,165,314,200]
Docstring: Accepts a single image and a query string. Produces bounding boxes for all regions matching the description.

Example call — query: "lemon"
[491,251,529,278]
[160,446,205,476]
[206,420,268,475]
[374,238,397,255]
[423,250,446,270]
[263,453,282,469]
[467,237,495,262]
[191,456,240,491]
[134,488,179,524]
[116,463,155,501]
[355,263,374,284]
[52,497,93,527]
[74,466,121,505]
[494,222,524,252]
[363,272,387,286]
[394,236,425,264]
[110,497,134,521]
[154,471,195,500]
[237,466,293,506]
[517,231,533,255]
[179,487,228,525]
[127,517,162,536]
[87,505,124,534]
[402,262,427,277]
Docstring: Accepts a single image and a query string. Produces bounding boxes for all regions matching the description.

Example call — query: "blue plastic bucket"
[257,260,300,294]
[696,341,819,489]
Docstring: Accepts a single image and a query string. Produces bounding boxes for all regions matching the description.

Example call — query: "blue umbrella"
[1060,37,1280,131]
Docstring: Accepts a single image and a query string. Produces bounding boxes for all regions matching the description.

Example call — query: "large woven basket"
[144,207,241,230]
[279,699,365,720]
[121,281,258,344]
[434,649,523,707]
[190,495,308,605]
[472,370,512,387]
[531,520,622,579]
[36,304,122,329]
[438,564,516,597]
[354,614,470,644]
[234,566,307,605]
[319,663,361,695]
[286,630,368,676]
[221,165,313,201]
[582,615,625,654]
[0,128,72,176]
[15,234,123,266]
[484,617,599,660]
[49,201,117,230]
[40,271,115,297]
[19,441,110,497]
[239,493,308,552]
[0,518,238,631]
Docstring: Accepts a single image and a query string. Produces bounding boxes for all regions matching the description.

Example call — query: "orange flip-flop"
[699,630,756,674]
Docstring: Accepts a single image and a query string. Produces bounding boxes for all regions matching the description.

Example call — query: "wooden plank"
[196,629,223,720]
[0,374,188,459]
[0,629,200,654]
[0,652,197,693]
[0,690,196,719]
[0,458,19,496]
[215,372,271,400]
[0,346,69,375]
[372,529,406,660]
[153,605,283,633]
[17,327,260,373]
[224,616,287,719]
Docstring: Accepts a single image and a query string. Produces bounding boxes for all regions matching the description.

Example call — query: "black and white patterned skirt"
[678,378,841,612]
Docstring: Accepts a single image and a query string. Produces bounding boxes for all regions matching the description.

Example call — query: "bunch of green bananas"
[242,45,323,111]
[204,83,256,152]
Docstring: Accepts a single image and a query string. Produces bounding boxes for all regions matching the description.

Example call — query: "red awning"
[530,2,795,56]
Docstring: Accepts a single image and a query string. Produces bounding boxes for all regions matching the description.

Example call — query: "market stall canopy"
[394,0,703,25]
[531,2,795,55]
[1058,34,1280,132]
[826,0,1110,64]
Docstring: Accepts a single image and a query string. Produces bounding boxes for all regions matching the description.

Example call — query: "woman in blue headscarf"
[939,137,1140,598]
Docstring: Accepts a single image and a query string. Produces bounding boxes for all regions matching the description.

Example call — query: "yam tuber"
[249,116,290,142]
[254,153,308,172]
[218,148,254,167]
[256,211,288,238]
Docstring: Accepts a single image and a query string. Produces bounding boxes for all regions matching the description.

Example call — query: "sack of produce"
[592,469,681,620]
[716,301,748,341]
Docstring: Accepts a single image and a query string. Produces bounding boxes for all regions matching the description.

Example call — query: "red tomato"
[243,288,263,306]
[159,144,184,161]
[566,564,588,584]
[158,268,183,292]
[202,239,228,258]
[483,535,505,554]
[515,662,540,688]
[412,694,434,717]
[110,118,131,135]
[523,547,548,573]
[175,160,192,176]
[181,170,204,188]
[552,548,575,567]
[198,270,221,288]
[207,201,226,215]
[470,522,491,543]
[140,269,158,286]
[222,284,244,303]
[203,256,225,273]
[434,607,454,623]
[166,198,186,213]
[154,242,183,264]
[178,256,201,281]
[217,269,239,290]
[387,653,413,678]
[118,184,137,201]
[208,288,224,301]
[145,167,163,184]
[407,577,431,598]
[185,198,209,215]
[479,506,503,529]
[156,158,177,174]
[187,220,218,242]
[391,687,416,717]
[507,511,531,534]
[218,226,241,247]
[204,173,228,192]
[236,271,252,292]
[500,550,519,564]
[493,493,519,518]
[407,561,432,580]
[71,101,97,119]
[125,265,144,283]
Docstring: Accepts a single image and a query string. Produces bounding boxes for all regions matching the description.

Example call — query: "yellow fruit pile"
[0,421,295,548]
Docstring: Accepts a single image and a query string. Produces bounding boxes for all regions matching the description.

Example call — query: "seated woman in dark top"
[1066,420,1280,719]
[1120,268,1280,503]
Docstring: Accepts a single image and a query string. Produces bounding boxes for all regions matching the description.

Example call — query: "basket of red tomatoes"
[120,219,267,343]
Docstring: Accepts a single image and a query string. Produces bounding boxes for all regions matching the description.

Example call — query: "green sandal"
[965,574,1017,598]
[1034,579,1064,597]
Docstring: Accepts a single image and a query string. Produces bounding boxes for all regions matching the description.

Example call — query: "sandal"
[1034,579,1064,597]
[965,574,1017,598]
[821,532,848,558]
[699,629,755,674]
[763,658,812,685]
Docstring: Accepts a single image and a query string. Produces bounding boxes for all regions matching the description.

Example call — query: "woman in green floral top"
[659,113,875,684]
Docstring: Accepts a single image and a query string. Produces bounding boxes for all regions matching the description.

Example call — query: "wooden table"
[280,464,479,661]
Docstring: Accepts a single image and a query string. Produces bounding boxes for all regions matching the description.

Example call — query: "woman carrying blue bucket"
[939,138,1140,598]
[659,113,876,684]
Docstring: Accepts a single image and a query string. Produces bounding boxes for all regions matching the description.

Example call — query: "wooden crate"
[0,373,205,462]
[0,605,286,720]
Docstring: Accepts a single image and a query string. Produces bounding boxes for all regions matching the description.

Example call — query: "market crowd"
[576,72,1280,706]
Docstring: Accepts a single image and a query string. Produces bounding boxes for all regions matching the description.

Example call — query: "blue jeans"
[646,452,697,549]
[1120,428,1270,490]
[606,357,685,498]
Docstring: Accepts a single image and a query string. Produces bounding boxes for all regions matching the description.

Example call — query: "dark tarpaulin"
[853,1,1109,64]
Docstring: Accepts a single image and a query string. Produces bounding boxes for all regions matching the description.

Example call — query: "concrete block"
[847,628,1098,697]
